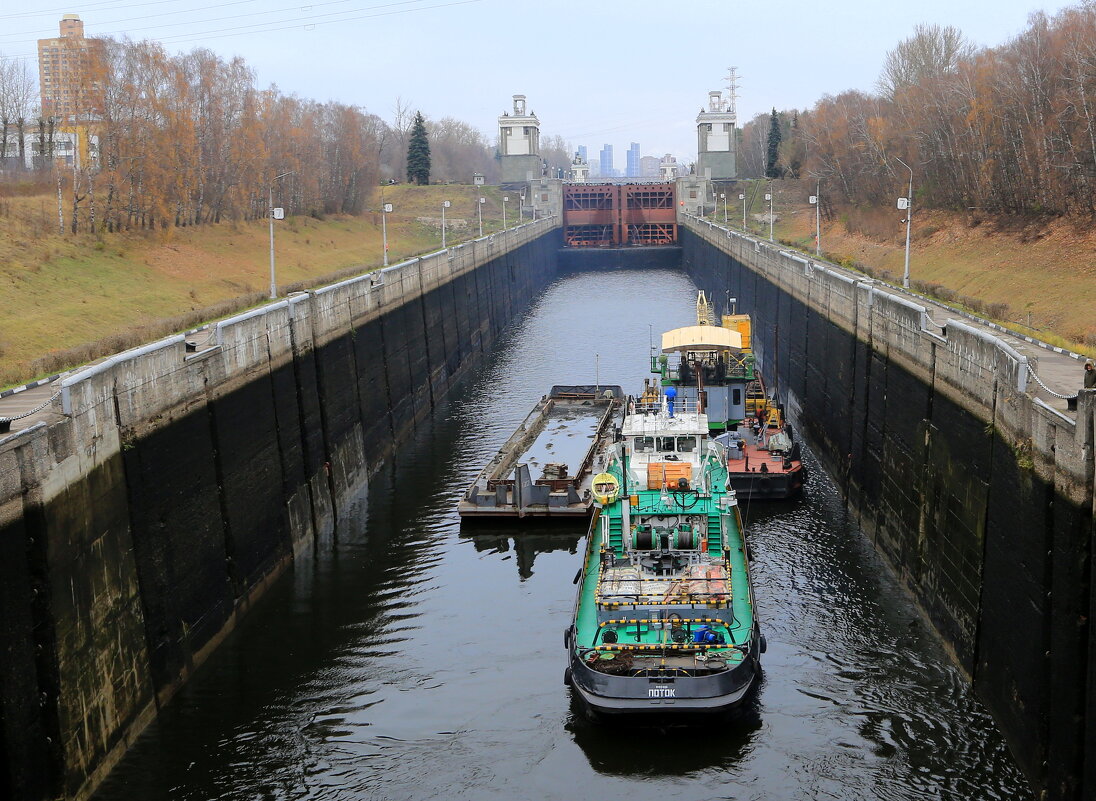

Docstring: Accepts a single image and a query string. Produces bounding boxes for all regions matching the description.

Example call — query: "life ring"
[592,472,620,505]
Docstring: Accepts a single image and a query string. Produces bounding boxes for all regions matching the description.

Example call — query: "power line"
[0,0,186,22]
[0,0,425,42]
[561,118,674,140]
[133,0,480,46]
[0,0,367,41]
[0,0,464,58]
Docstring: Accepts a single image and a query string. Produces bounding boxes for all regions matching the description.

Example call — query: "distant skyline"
[0,0,1080,163]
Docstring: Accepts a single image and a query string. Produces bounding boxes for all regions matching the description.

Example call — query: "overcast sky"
[0,0,1080,165]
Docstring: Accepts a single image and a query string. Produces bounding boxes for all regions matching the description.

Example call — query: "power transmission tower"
[725,67,740,124]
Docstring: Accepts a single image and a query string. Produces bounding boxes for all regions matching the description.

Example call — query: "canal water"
[94,268,1030,801]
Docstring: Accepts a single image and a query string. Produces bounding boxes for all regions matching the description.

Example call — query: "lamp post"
[809,180,820,257]
[382,202,393,266]
[895,157,913,289]
[740,193,746,229]
[765,188,773,241]
[268,170,294,299]
[502,195,508,230]
[720,192,727,224]
[478,196,485,237]
[441,200,451,248]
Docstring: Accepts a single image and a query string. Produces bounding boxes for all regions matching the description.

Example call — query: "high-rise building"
[639,156,660,177]
[577,145,587,162]
[599,144,613,178]
[37,14,105,122]
[626,142,641,178]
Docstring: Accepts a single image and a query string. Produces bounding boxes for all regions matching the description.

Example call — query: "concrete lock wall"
[0,217,562,801]
[680,217,1096,801]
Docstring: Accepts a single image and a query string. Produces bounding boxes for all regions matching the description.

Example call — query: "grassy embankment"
[721,179,1096,358]
[5,177,1092,389]
[0,184,512,388]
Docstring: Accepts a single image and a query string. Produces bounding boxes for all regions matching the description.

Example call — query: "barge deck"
[459,385,622,520]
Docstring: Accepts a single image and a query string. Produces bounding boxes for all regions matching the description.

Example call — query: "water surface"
[94,267,1029,801]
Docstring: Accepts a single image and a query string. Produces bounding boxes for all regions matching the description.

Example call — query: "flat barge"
[459,385,623,520]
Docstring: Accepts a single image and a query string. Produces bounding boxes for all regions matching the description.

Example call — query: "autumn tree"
[790,4,1096,218]
[406,111,430,185]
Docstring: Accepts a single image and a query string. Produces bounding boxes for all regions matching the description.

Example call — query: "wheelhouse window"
[676,436,697,452]
[633,436,654,453]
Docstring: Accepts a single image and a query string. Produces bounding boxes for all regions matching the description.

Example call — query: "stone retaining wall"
[681,217,1095,801]
[0,219,562,801]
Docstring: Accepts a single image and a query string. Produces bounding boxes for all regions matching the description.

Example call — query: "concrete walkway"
[704,215,1088,420]
[890,283,1085,418]
[1,269,1088,437]
[0,325,220,438]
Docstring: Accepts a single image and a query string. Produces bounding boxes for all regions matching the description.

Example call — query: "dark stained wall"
[0,223,562,801]
[681,223,1095,801]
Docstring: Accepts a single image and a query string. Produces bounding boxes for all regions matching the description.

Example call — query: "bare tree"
[539,134,573,178]
[878,24,975,99]
[0,54,38,169]
[381,96,415,181]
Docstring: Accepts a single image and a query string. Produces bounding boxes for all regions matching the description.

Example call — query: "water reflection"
[565,692,764,777]
[461,526,585,580]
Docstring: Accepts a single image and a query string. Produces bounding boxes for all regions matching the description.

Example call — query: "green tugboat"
[564,388,764,719]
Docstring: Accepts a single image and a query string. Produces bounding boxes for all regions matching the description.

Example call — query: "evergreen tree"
[765,108,782,179]
[406,111,431,185]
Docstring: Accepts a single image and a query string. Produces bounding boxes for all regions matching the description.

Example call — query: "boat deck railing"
[651,352,757,383]
[629,396,701,416]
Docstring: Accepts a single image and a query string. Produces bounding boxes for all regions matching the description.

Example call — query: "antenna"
[725,67,739,124]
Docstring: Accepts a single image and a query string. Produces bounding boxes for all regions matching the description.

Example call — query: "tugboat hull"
[568,657,759,720]
[565,627,762,719]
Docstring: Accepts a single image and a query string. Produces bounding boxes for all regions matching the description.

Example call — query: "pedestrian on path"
[1085,361,1096,389]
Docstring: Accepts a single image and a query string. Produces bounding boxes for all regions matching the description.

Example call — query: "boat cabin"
[621,394,712,493]
[651,325,756,432]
